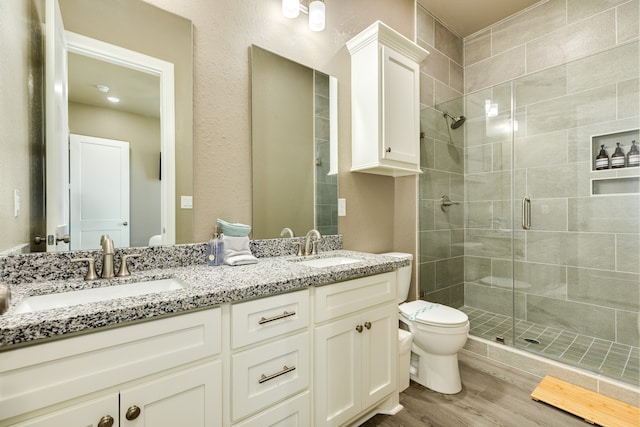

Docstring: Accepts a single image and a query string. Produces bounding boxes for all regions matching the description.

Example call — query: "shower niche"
[590,128,639,196]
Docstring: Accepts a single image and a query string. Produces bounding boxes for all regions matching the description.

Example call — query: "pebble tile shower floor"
[460,306,640,386]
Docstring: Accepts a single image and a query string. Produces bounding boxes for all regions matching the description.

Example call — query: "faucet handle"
[291,241,304,257]
[117,253,142,277]
[311,238,322,255]
[71,257,99,281]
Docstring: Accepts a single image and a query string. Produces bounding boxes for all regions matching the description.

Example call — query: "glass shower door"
[511,44,640,385]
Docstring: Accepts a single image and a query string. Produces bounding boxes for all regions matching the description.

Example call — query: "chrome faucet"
[100,234,115,279]
[303,229,322,256]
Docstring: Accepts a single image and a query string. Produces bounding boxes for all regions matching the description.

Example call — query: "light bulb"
[282,0,299,19]
[308,0,325,31]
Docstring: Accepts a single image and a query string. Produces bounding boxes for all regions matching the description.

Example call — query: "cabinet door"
[361,304,398,409]
[381,44,420,165]
[11,394,118,427]
[314,314,362,427]
[120,361,222,427]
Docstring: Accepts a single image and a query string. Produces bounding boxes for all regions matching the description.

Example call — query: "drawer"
[0,308,221,421]
[232,332,310,421]
[231,289,309,349]
[233,391,310,427]
[314,272,396,323]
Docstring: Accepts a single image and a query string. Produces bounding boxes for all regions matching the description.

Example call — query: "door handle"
[122,221,128,226]
[521,196,531,230]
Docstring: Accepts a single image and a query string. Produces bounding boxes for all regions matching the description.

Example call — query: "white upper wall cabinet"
[347,21,429,177]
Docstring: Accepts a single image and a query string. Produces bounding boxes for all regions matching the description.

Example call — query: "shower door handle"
[521,196,531,230]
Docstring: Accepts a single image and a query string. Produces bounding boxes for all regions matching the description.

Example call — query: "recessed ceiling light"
[107,96,120,103]
[96,84,110,93]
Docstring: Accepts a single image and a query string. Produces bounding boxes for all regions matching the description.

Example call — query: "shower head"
[443,112,466,129]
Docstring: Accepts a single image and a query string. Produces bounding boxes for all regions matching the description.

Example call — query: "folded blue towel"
[217,219,251,237]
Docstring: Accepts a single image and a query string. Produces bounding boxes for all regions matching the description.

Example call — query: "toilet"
[383,252,469,394]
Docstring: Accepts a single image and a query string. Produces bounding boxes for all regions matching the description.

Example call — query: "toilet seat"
[400,300,468,328]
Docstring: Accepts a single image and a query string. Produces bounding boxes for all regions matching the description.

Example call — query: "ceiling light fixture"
[96,84,110,93]
[282,0,325,32]
[107,96,120,103]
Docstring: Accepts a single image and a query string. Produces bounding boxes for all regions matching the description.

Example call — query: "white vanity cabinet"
[0,308,223,427]
[313,272,399,427]
[347,21,429,177]
[230,289,311,426]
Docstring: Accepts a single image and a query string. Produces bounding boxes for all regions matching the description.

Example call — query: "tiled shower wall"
[416,5,466,307]
[314,71,338,236]
[463,0,639,348]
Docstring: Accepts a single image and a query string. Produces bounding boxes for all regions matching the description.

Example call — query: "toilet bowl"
[382,252,469,395]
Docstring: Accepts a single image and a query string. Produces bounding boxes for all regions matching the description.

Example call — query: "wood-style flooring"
[361,351,590,427]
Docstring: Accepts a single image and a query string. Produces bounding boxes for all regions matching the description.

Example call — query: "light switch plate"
[181,195,193,209]
[338,198,346,216]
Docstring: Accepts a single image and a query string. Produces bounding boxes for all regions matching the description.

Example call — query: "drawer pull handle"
[98,415,114,427]
[125,405,141,420]
[258,310,296,325]
[259,365,296,384]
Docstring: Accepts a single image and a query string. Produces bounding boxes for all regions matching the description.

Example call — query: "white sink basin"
[14,278,184,314]
[297,256,361,268]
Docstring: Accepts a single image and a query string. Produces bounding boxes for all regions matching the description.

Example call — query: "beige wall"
[68,102,162,248]
[0,0,44,254]
[143,0,417,254]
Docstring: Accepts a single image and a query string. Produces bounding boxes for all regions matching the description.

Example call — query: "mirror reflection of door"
[44,0,70,252]
[69,135,130,250]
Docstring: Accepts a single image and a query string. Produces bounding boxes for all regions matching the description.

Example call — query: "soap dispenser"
[611,142,626,168]
[628,140,639,167]
[595,144,609,170]
[206,227,224,266]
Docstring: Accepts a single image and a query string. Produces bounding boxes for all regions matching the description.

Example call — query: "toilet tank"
[380,252,413,303]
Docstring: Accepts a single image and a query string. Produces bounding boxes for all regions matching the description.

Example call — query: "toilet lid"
[399,300,468,327]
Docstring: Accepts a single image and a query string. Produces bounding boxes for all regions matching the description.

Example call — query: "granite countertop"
[0,250,409,350]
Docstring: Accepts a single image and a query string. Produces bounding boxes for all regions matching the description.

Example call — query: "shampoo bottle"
[595,145,609,170]
[627,140,639,167]
[611,142,626,168]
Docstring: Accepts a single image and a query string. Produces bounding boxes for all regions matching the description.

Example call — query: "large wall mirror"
[0,0,193,254]
[251,46,339,239]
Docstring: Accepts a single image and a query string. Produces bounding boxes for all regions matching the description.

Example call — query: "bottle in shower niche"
[627,140,639,167]
[611,142,626,168]
[595,145,609,170]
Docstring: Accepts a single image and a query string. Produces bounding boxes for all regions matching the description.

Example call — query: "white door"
[119,361,222,427]
[10,394,118,427]
[45,0,69,252]
[381,44,420,165]
[314,314,361,427]
[70,134,130,250]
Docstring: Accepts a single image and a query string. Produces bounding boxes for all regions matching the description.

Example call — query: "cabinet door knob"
[98,415,114,427]
[126,405,141,420]
[385,147,391,153]
[355,324,363,333]
[364,321,372,330]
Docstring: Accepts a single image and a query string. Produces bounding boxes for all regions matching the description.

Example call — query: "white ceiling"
[68,52,160,118]
[416,0,542,37]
